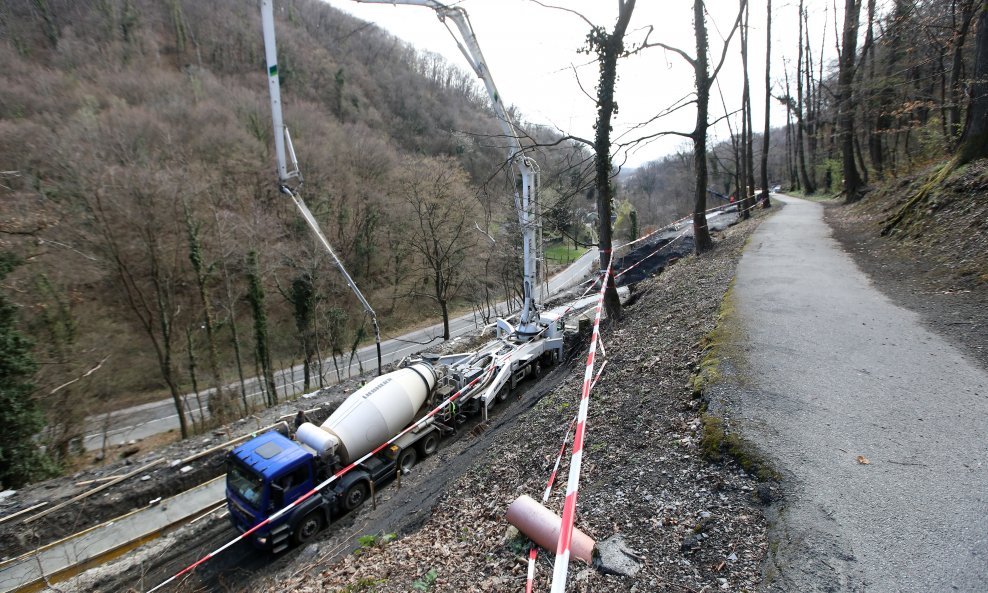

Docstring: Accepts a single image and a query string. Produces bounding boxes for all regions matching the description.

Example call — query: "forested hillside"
[0,0,590,481]
[622,0,984,225]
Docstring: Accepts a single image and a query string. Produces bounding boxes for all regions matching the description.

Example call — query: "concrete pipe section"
[506,494,595,564]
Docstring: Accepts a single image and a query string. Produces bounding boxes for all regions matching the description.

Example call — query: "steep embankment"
[826,158,988,368]
[233,215,775,593]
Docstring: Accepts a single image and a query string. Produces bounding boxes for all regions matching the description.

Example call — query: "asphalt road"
[730,195,988,592]
[79,206,737,452]
[79,247,599,451]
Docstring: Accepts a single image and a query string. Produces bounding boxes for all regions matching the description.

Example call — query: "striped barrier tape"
[615,196,766,283]
[145,344,524,593]
[526,416,575,593]
[525,360,608,593]
[548,256,613,593]
[614,226,691,281]
[565,201,738,294]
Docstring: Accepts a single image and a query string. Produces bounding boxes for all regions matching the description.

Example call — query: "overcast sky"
[327,1,844,168]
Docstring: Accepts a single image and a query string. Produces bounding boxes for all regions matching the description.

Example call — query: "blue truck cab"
[226,431,325,551]
[226,429,396,552]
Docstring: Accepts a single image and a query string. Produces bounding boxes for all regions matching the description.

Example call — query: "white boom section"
[355,0,542,336]
[261,0,383,374]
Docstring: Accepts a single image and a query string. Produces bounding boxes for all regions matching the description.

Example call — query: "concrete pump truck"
[225,0,566,551]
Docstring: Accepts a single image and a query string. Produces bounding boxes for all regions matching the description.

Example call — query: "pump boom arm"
[261,0,383,374]
[355,0,542,334]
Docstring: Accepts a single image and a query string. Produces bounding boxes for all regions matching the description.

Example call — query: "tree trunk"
[692,0,714,253]
[224,265,248,413]
[949,0,978,143]
[184,201,231,421]
[591,0,636,320]
[805,8,821,189]
[784,62,798,190]
[739,1,753,219]
[958,4,988,164]
[760,0,773,207]
[185,327,203,431]
[796,1,816,193]
[246,251,278,407]
[838,0,864,202]
[440,299,450,340]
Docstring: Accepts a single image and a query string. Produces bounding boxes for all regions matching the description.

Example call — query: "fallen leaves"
[856,455,870,465]
[260,220,770,593]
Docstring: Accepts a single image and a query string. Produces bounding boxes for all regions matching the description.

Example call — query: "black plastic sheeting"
[612,234,695,286]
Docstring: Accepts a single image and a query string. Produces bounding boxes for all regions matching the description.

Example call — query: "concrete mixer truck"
[225,332,561,551]
[229,0,569,552]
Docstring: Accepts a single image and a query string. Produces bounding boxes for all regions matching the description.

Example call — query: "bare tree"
[89,176,190,439]
[654,0,746,253]
[397,156,479,340]
[838,0,864,202]
[760,0,773,207]
[245,250,277,408]
[183,198,236,421]
[739,0,756,218]
[795,0,816,193]
[582,0,638,320]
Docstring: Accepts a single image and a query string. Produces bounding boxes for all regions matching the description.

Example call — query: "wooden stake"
[0,502,48,526]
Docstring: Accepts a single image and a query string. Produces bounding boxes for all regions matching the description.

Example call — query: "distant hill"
[0,0,587,461]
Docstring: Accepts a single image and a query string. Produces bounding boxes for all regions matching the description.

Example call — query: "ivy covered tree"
[246,251,278,407]
[0,253,55,488]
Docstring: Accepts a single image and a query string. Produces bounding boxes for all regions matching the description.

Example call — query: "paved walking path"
[730,195,987,592]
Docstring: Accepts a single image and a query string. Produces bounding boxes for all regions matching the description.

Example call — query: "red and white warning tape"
[568,201,738,293]
[526,416,575,593]
[548,257,612,593]
[146,346,521,593]
[525,359,608,593]
[614,226,691,281]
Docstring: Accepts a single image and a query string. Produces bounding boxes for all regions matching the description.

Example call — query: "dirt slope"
[250,215,773,593]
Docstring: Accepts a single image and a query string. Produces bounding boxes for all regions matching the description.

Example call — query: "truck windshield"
[227,460,265,508]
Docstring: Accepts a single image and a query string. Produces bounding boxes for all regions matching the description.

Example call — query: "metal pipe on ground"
[506,495,595,564]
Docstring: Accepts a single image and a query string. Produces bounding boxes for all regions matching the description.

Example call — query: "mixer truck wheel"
[293,512,324,545]
[418,432,440,456]
[398,448,418,473]
[343,482,370,512]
